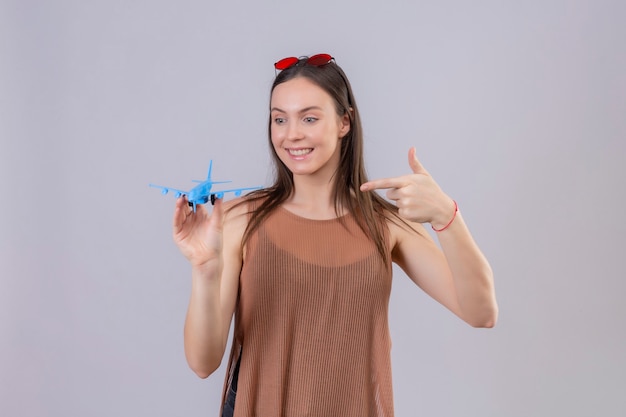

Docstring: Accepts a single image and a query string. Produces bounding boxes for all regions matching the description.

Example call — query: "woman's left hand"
[360,147,456,229]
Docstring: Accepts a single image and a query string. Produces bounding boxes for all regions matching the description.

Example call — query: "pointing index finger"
[360,177,407,192]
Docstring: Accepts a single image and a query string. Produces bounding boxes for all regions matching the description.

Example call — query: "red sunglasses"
[274,53,334,71]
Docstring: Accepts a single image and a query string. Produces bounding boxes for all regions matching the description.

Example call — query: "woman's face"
[269,77,350,179]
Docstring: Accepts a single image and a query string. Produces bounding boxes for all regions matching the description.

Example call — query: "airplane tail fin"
[202,160,230,184]
[191,160,230,184]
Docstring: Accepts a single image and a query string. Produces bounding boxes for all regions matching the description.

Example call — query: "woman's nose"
[286,122,303,140]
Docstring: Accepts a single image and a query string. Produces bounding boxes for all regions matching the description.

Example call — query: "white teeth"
[289,148,312,156]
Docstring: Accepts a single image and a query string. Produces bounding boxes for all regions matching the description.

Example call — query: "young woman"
[172,54,498,417]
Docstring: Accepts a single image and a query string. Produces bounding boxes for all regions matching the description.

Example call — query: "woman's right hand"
[172,196,224,268]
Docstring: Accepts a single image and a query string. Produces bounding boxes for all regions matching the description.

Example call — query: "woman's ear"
[339,109,352,138]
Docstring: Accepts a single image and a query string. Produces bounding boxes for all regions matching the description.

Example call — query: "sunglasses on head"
[274,53,334,71]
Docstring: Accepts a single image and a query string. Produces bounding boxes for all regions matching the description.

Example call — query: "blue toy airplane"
[149,160,261,212]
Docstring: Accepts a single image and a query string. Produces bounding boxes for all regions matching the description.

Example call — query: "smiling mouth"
[288,148,313,156]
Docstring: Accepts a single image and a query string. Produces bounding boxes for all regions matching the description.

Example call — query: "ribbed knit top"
[222,206,394,417]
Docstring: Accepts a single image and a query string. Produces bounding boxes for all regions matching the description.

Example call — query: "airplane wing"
[211,187,262,198]
[148,184,189,198]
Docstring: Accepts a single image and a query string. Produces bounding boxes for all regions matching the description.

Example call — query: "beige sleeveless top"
[222,206,394,416]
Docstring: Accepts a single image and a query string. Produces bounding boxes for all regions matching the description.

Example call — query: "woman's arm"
[173,197,246,377]
[390,212,497,328]
[361,148,498,327]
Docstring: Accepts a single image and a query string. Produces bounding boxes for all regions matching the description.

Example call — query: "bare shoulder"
[223,196,251,223]
[383,213,436,255]
[222,197,252,240]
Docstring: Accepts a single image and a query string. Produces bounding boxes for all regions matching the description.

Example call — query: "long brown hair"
[234,57,413,264]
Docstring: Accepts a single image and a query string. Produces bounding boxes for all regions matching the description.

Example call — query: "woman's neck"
[284,175,343,220]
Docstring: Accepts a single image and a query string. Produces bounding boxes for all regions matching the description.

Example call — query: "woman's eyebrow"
[270,106,323,113]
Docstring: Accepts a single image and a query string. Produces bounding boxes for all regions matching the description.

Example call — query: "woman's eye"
[304,117,317,123]
[274,117,286,124]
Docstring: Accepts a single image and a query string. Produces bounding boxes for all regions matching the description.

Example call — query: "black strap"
[231,350,242,392]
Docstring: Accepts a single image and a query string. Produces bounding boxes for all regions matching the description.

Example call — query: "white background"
[1,0,625,416]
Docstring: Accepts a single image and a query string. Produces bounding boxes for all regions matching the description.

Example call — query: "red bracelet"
[431,200,458,232]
